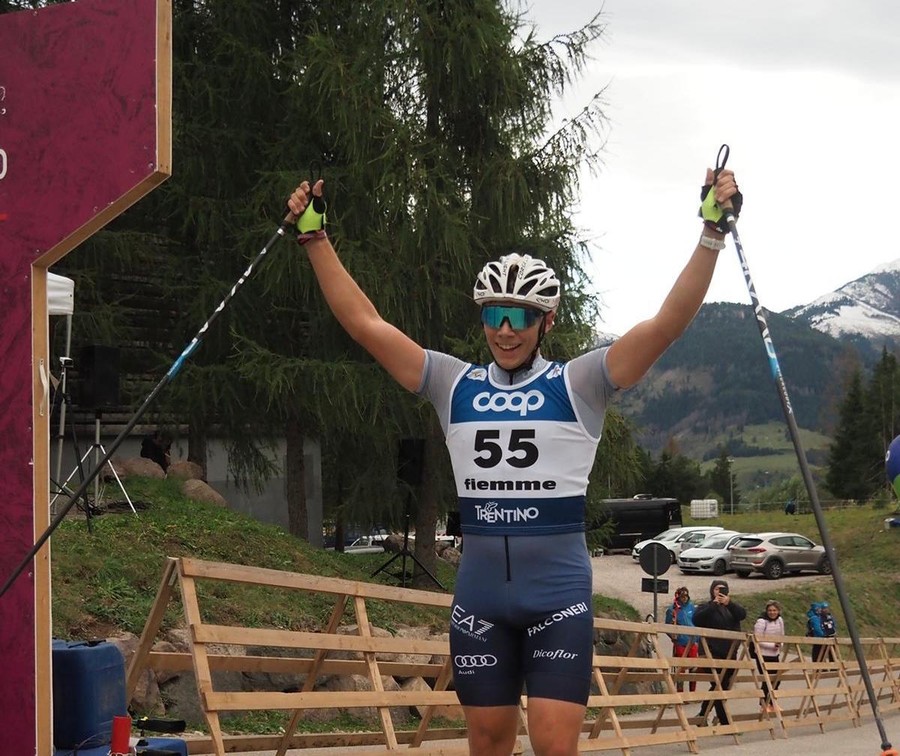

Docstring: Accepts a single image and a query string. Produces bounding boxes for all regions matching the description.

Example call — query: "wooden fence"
[127,558,900,754]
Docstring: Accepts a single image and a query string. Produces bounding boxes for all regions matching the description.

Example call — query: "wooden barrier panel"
[744,633,857,734]
[836,636,900,717]
[128,559,898,755]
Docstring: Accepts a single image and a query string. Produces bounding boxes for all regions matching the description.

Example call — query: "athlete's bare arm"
[606,168,738,389]
[287,180,425,392]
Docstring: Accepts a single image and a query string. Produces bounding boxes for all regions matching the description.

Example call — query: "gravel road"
[590,553,833,621]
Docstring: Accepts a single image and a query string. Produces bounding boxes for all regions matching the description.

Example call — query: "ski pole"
[715,143,896,756]
[0,211,297,599]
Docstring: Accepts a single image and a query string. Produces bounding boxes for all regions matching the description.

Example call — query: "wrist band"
[698,233,725,251]
[296,229,328,246]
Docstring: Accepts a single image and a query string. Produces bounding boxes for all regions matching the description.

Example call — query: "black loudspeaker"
[78,345,121,409]
[397,438,426,487]
[446,511,461,537]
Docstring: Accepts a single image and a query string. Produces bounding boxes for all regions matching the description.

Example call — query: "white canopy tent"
[48,272,75,503]
[47,272,75,317]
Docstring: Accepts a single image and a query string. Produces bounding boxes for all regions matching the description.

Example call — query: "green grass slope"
[51,478,459,639]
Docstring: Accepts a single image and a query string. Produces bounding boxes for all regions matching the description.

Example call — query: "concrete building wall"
[51,428,322,546]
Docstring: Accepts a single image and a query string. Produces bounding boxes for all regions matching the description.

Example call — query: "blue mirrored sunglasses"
[480,305,543,330]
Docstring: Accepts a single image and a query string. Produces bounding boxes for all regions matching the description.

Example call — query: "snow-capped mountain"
[784,258,900,345]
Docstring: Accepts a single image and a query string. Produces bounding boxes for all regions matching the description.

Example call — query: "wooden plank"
[354,595,398,750]
[411,657,457,749]
[277,595,349,756]
[180,557,453,607]
[145,650,444,679]
[185,730,471,754]
[127,558,178,696]
[32,270,53,756]
[586,665,628,749]
[207,689,463,711]
[178,566,226,755]
[194,623,448,655]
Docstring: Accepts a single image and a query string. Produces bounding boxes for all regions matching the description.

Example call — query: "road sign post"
[638,541,672,622]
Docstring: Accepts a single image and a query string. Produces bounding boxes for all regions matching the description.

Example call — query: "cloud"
[521,0,900,335]
[581,1,900,82]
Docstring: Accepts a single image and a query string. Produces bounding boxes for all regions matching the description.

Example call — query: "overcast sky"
[522,0,900,335]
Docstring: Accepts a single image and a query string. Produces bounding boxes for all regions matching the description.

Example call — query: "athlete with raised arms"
[287,166,740,756]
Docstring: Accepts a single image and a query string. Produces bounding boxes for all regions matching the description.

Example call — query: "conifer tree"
[10,2,626,578]
[866,348,899,455]
[230,2,610,580]
[826,369,882,499]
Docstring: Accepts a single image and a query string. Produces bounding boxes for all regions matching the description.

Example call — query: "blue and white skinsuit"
[417,347,616,706]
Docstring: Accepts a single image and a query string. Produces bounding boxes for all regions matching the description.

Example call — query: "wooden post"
[0,1,170,752]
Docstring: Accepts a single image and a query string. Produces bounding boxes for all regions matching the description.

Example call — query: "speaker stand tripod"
[371,492,444,590]
[48,357,94,522]
[52,409,136,515]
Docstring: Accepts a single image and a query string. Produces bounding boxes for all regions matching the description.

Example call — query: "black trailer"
[591,496,682,551]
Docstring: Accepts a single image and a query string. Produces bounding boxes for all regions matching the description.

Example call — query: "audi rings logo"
[473,390,544,416]
[454,654,498,668]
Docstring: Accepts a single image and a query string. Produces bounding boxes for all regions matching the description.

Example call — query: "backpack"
[819,609,836,637]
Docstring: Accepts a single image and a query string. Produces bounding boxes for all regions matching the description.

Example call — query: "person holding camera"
[693,579,746,725]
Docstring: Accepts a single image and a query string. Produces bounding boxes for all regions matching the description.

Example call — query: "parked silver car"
[729,532,831,579]
[676,531,743,575]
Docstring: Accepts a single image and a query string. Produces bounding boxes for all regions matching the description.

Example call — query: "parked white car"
[677,531,744,575]
[631,525,724,564]
[676,529,720,554]
[343,535,389,554]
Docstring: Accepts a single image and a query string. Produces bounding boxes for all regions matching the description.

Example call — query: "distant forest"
[616,302,876,454]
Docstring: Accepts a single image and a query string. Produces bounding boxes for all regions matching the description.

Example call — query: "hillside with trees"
[614,302,870,457]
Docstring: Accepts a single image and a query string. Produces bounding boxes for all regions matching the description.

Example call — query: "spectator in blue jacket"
[806,601,837,662]
[665,586,698,692]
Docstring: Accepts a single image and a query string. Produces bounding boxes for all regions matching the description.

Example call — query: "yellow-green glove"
[296,194,327,245]
[699,182,742,234]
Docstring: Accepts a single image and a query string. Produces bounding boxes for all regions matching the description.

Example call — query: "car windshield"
[699,535,731,549]
[653,529,683,541]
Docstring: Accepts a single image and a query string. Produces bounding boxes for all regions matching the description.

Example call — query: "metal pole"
[715,143,894,753]
[93,411,101,508]
[53,316,73,504]
[728,457,734,515]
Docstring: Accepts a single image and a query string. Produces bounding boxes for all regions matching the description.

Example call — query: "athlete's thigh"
[451,608,524,706]
[527,697,586,754]
[523,600,594,705]
[463,704,520,756]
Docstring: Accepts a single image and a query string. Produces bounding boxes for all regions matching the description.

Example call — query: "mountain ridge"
[609,258,900,459]
[784,257,900,348]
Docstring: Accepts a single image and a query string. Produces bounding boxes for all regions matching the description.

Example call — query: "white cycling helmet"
[473,253,561,312]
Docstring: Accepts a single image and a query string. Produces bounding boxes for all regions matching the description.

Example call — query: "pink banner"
[0,1,169,751]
